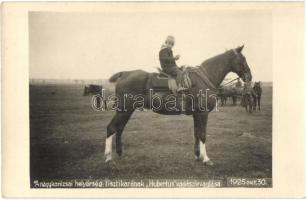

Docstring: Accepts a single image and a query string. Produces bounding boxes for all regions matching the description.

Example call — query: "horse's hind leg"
[258,96,261,111]
[105,114,117,162]
[232,96,236,105]
[115,111,134,156]
[105,111,133,162]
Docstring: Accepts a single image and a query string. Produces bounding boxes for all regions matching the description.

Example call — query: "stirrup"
[177,86,188,93]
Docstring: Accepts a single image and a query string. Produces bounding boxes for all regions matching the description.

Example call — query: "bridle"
[232,49,251,82]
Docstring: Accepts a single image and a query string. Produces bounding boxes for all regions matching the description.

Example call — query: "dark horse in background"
[217,86,243,106]
[83,84,107,110]
[252,81,262,111]
[105,45,252,166]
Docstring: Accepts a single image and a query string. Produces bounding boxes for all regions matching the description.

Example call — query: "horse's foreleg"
[194,136,200,161]
[253,98,256,110]
[194,113,213,166]
[258,96,261,111]
[193,114,200,160]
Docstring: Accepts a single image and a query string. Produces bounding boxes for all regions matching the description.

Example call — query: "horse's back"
[115,70,149,94]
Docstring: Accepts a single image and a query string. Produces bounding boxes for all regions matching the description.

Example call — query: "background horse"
[252,81,262,111]
[105,45,252,166]
[83,84,107,110]
[217,86,243,106]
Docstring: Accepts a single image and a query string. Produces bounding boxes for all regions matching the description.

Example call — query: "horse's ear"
[236,45,244,53]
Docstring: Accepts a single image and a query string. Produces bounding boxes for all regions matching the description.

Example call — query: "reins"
[188,68,241,91]
[220,77,240,88]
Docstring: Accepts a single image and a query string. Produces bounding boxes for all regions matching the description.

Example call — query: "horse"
[217,87,230,106]
[252,81,262,111]
[104,45,252,166]
[83,84,103,96]
[83,84,107,110]
[217,86,243,106]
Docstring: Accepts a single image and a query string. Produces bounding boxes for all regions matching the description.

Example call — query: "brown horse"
[83,84,106,110]
[104,45,252,166]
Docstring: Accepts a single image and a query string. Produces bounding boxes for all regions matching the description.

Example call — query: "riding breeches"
[162,66,183,85]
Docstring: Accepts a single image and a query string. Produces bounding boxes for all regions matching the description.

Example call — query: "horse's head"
[230,45,252,82]
[254,81,261,87]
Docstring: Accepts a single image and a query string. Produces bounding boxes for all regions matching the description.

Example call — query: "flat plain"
[30,83,272,184]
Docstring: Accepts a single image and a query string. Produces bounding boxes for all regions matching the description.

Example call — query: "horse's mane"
[200,50,233,67]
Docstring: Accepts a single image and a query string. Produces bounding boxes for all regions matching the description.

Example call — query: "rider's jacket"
[159,47,177,69]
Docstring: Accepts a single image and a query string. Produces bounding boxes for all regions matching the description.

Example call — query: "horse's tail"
[109,71,124,83]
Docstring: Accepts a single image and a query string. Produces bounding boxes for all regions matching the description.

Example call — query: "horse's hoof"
[116,150,122,157]
[195,156,201,161]
[204,160,214,166]
[105,154,112,163]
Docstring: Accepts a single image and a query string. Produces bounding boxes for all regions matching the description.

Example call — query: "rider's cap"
[165,35,175,45]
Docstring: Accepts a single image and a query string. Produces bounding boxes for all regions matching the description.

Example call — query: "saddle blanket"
[150,67,192,93]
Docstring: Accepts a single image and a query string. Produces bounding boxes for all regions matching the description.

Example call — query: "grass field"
[30,83,272,186]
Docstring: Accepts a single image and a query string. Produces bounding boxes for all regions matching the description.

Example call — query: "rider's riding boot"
[177,84,188,93]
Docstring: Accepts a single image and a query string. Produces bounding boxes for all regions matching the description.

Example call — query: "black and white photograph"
[29,7,272,188]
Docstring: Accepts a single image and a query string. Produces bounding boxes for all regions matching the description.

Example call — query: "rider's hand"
[174,55,180,60]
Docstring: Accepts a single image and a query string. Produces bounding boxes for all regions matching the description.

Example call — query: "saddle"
[150,67,192,94]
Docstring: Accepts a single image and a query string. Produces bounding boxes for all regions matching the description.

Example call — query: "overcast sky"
[29,9,272,81]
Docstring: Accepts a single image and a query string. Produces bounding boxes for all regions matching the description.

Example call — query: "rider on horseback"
[159,35,186,92]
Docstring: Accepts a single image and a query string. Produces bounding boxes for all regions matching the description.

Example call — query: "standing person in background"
[235,78,242,88]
